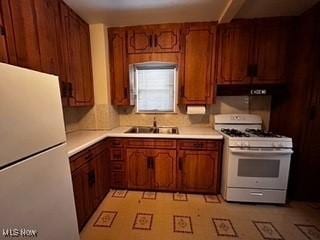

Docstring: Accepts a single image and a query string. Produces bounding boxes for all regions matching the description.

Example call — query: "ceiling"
[63,0,320,27]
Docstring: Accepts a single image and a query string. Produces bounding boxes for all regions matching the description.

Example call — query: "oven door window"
[238,159,280,178]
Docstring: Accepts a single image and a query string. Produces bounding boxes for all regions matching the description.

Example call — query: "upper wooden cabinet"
[179,22,216,104]
[252,18,293,84]
[0,0,94,107]
[108,28,130,106]
[127,24,180,54]
[217,17,294,85]
[0,6,8,63]
[60,2,94,107]
[217,20,253,85]
[0,0,60,74]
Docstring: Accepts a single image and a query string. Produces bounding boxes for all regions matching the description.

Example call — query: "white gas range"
[214,114,293,204]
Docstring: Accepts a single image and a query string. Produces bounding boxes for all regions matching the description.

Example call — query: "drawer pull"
[250,192,263,196]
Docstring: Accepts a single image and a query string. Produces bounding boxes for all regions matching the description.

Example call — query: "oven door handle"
[230,148,293,155]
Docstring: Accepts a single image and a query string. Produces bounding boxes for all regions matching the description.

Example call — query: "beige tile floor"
[80,190,320,240]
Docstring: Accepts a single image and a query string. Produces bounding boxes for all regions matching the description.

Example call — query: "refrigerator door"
[0,63,66,168]
[0,143,79,240]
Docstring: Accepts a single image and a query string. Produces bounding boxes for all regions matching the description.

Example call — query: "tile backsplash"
[63,95,272,132]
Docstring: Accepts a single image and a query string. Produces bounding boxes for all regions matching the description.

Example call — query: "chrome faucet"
[153,116,157,128]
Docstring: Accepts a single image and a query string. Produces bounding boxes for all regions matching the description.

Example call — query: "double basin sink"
[125,126,179,134]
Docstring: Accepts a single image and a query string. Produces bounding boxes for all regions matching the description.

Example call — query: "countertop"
[66,126,223,157]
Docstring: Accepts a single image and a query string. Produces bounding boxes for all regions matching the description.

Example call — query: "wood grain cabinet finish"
[70,140,110,230]
[217,17,293,86]
[108,28,130,106]
[61,4,94,107]
[109,139,127,189]
[217,20,254,85]
[178,150,220,193]
[252,18,293,84]
[127,27,153,54]
[127,148,153,189]
[0,0,94,107]
[126,148,177,190]
[0,0,60,74]
[179,22,216,104]
[0,4,8,63]
[127,24,180,54]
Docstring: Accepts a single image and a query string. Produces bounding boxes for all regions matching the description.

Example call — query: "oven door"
[228,148,293,190]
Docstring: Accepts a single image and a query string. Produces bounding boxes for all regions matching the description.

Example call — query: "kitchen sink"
[125,126,179,134]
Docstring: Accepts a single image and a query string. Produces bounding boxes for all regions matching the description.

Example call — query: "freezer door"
[0,144,79,240]
[0,63,66,168]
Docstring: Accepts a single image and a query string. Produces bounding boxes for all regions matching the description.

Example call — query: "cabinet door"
[0,7,8,63]
[127,149,152,189]
[153,150,176,190]
[180,23,216,104]
[153,25,180,53]
[127,27,153,54]
[71,166,88,230]
[178,150,219,193]
[108,28,130,106]
[82,160,97,213]
[1,0,41,71]
[34,0,60,75]
[253,18,293,84]
[67,11,94,106]
[217,21,254,85]
[95,149,110,201]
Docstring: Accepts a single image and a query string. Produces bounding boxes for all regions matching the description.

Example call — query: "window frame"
[133,63,178,114]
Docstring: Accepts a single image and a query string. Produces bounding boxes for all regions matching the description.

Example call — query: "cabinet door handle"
[0,26,5,36]
[147,157,151,169]
[179,158,183,171]
[180,86,185,98]
[68,82,73,98]
[88,170,95,186]
[252,64,258,77]
[124,87,128,99]
[151,157,155,169]
[149,35,153,47]
[154,35,158,47]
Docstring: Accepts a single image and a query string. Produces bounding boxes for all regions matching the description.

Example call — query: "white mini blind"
[136,66,176,113]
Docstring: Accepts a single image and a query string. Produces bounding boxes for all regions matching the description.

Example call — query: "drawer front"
[90,139,108,155]
[178,140,219,150]
[70,150,92,172]
[111,161,125,171]
[126,139,176,149]
[111,172,126,188]
[110,148,124,161]
[109,138,124,148]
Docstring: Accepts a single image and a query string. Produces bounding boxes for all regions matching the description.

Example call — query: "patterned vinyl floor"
[80,190,320,240]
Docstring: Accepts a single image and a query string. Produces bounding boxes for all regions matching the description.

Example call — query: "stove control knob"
[244,142,250,147]
[236,142,242,147]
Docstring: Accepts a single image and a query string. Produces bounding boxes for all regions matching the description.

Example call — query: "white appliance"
[0,63,79,239]
[214,114,293,204]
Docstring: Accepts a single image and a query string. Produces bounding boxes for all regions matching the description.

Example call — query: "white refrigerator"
[0,63,79,239]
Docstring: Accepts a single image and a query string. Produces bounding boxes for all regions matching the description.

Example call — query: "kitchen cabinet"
[127,148,153,189]
[70,140,110,230]
[0,0,94,107]
[0,0,60,73]
[252,18,293,84]
[60,2,94,107]
[108,28,130,106]
[217,17,293,86]
[127,24,180,54]
[217,20,253,85]
[0,7,8,63]
[179,22,216,104]
[127,148,177,190]
[177,140,222,193]
[109,138,127,188]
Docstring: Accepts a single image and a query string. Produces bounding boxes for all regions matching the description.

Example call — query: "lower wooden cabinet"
[70,140,110,230]
[177,150,220,193]
[126,148,177,190]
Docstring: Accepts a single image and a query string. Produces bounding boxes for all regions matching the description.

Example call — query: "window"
[135,64,177,113]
